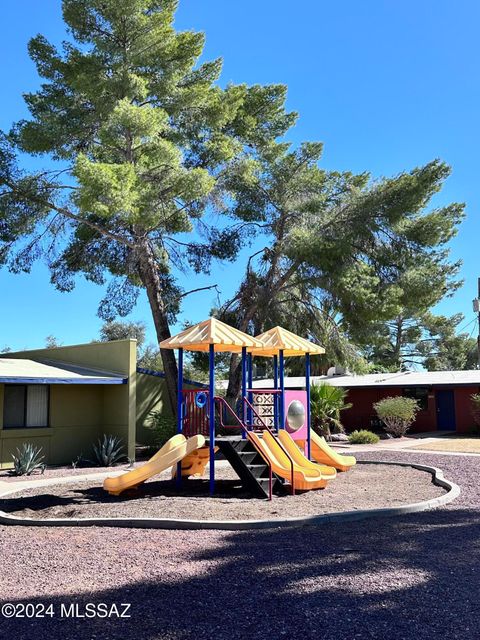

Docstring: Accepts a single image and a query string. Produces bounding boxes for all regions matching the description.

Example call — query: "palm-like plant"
[310,383,352,437]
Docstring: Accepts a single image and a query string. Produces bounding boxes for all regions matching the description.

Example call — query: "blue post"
[279,349,285,429]
[273,355,279,431]
[241,347,247,420]
[241,347,247,437]
[247,353,253,428]
[176,348,184,487]
[306,352,311,459]
[209,344,215,495]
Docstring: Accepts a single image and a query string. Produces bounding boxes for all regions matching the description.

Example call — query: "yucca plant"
[310,382,352,437]
[92,434,126,467]
[10,443,46,476]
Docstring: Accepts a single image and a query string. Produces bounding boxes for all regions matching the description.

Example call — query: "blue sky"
[0,0,479,350]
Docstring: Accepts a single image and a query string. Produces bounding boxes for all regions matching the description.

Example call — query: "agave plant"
[92,434,126,467]
[10,443,46,476]
[310,382,352,437]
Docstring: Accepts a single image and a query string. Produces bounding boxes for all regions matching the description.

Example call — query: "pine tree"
[0,0,295,410]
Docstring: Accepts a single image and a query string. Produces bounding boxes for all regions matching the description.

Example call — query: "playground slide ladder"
[214,396,297,499]
[215,437,282,499]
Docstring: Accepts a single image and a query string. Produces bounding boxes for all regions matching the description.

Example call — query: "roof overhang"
[0,359,127,385]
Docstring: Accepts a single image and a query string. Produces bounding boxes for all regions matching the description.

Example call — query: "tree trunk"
[226,353,242,404]
[136,241,178,414]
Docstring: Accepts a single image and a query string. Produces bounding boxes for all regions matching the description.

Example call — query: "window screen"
[26,386,49,427]
[3,385,49,428]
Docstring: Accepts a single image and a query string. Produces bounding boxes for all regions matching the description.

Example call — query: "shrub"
[348,430,380,444]
[10,443,45,476]
[310,383,352,437]
[374,396,419,437]
[92,434,126,467]
[146,412,177,447]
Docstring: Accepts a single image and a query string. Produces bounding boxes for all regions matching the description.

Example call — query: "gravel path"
[0,462,137,483]
[0,450,475,640]
[0,462,443,521]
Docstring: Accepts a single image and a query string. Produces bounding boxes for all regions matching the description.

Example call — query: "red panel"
[454,387,479,433]
[182,389,209,436]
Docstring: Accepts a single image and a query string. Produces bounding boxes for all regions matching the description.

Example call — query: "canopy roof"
[249,326,325,357]
[159,318,264,353]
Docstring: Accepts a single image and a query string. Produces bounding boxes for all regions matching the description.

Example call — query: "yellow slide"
[277,430,337,481]
[249,431,328,491]
[307,431,356,472]
[103,434,205,496]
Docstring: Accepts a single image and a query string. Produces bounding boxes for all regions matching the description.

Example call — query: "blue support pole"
[306,352,311,460]
[241,347,247,437]
[279,349,285,429]
[273,355,279,431]
[176,348,184,487]
[241,347,247,421]
[247,353,253,428]
[209,344,216,495]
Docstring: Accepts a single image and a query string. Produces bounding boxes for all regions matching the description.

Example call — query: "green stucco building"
[0,339,176,468]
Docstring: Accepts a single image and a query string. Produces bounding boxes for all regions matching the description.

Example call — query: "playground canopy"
[249,326,326,357]
[159,317,264,353]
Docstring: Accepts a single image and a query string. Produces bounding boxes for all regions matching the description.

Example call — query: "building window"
[404,387,429,411]
[3,385,49,429]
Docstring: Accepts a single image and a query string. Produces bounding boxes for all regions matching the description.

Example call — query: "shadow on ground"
[0,506,479,640]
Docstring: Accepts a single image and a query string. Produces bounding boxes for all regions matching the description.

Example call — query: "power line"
[458,316,478,334]
[468,317,479,340]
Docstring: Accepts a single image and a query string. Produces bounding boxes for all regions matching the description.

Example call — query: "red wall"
[341,385,480,433]
[454,387,478,433]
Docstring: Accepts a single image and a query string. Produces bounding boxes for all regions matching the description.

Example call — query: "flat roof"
[221,369,480,390]
[0,359,127,385]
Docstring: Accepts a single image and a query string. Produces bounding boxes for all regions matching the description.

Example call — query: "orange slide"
[172,445,218,478]
[249,430,331,491]
[307,431,356,472]
[277,430,337,481]
[103,434,205,496]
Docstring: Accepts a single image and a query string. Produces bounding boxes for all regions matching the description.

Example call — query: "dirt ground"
[409,436,480,453]
[0,462,444,522]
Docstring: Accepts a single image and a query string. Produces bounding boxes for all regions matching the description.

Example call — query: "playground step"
[235,450,262,465]
[244,463,270,479]
[215,438,281,499]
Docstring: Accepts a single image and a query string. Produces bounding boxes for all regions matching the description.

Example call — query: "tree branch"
[178,284,220,300]
[3,180,135,249]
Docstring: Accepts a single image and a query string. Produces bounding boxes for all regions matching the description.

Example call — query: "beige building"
[0,339,179,468]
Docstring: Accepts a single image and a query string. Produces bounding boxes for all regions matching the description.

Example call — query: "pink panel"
[284,390,308,441]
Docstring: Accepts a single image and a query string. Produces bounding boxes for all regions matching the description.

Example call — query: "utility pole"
[474,277,480,368]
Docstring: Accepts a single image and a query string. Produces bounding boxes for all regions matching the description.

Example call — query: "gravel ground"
[0,463,444,521]
[0,450,476,640]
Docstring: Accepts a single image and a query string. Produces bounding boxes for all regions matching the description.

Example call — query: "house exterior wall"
[341,384,479,434]
[0,340,137,468]
[454,387,478,433]
[136,372,172,446]
[135,373,203,445]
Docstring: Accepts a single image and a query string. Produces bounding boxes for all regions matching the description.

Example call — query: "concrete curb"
[0,460,460,531]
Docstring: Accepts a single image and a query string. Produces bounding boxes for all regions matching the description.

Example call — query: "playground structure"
[104,318,355,498]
